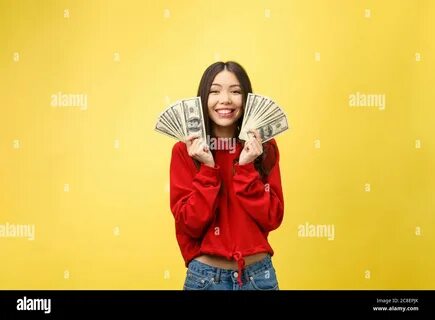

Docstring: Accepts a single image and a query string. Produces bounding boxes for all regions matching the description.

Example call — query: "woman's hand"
[239,130,263,165]
[185,135,215,167]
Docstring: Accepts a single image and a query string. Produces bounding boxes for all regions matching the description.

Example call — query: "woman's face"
[207,70,243,129]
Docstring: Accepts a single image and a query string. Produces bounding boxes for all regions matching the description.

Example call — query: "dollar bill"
[239,94,289,142]
[181,97,206,142]
[155,96,206,143]
[256,114,289,143]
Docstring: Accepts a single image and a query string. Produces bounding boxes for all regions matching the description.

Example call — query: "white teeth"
[216,109,233,114]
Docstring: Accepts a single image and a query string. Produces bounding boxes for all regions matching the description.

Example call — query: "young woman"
[170,61,284,290]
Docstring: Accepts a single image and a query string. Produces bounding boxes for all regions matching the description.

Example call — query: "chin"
[212,118,237,127]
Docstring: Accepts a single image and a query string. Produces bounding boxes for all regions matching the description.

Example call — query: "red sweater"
[169,139,284,285]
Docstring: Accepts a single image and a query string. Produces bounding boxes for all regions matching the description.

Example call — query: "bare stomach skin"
[194,253,268,270]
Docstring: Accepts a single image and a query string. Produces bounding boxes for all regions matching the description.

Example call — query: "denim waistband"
[188,254,273,283]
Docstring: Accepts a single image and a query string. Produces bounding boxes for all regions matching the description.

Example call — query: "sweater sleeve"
[170,142,221,239]
[232,141,284,232]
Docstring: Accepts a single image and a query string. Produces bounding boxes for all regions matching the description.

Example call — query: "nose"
[220,93,231,104]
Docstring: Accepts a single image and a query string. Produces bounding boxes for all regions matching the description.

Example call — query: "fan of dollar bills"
[238,93,289,142]
[154,94,288,143]
[154,97,207,142]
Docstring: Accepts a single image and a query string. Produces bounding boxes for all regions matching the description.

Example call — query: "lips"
[216,109,233,114]
[215,108,236,118]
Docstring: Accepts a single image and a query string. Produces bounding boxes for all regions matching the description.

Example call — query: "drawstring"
[233,251,245,287]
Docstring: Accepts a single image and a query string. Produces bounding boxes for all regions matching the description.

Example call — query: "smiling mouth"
[215,108,236,117]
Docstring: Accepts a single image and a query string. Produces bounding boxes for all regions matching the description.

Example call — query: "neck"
[212,124,236,138]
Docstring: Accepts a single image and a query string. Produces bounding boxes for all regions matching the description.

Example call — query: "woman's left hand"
[239,130,263,165]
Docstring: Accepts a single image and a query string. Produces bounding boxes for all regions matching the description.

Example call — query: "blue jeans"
[183,255,279,290]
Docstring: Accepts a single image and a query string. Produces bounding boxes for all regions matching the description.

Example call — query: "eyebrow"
[210,83,241,88]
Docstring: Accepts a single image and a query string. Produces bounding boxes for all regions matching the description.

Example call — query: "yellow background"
[1,0,434,289]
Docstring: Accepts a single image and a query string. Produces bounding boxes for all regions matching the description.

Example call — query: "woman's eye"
[209,90,219,94]
[232,91,241,94]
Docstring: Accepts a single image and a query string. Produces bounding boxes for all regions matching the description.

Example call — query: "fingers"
[239,131,263,165]
[188,138,200,157]
[254,140,262,154]
[252,129,262,144]
[184,134,198,146]
[187,138,209,158]
[247,129,262,143]
[243,138,263,157]
[246,131,263,155]
[250,140,262,155]
[185,134,202,157]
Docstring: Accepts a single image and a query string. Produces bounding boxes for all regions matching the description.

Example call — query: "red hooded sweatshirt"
[169,139,284,286]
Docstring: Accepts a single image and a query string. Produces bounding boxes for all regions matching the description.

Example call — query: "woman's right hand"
[185,135,215,168]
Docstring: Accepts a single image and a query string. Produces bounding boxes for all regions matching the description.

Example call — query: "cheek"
[208,96,217,115]
[235,96,243,109]
[208,96,218,108]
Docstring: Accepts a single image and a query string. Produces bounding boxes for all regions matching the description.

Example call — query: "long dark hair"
[196,61,277,180]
